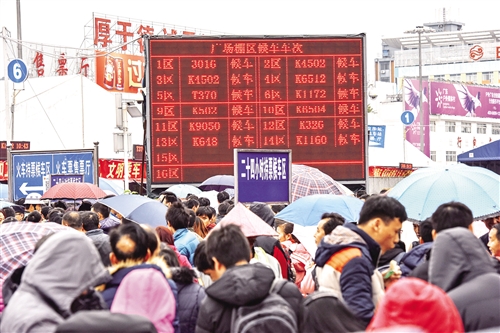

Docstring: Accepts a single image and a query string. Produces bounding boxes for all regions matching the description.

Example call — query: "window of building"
[430,121,436,132]
[434,74,444,80]
[461,122,471,133]
[430,151,436,162]
[465,73,477,83]
[380,62,389,70]
[482,72,493,84]
[382,49,390,58]
[445,121,456,132]
[492,124,500,135]
[449,74,461,81]
[477,123,487,134]
[446,151,457,162]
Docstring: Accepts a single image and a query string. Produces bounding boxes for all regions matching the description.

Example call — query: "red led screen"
[146,36,366,184]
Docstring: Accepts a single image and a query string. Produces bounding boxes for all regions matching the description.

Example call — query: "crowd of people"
[1,189,500,333]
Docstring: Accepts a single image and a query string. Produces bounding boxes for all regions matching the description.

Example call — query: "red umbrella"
[41,182,107,200]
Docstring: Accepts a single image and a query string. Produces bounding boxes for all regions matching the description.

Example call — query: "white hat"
[24,192,45,205]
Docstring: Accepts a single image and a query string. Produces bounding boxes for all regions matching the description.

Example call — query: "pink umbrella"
[215,202,277,237]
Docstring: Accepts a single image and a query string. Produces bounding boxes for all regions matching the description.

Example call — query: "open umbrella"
[126,201,168,227]
[215,202,277,237]
[167,184,202,199]
[98,177,124,196]
[276,194,363,226]
[0,222,69,283]
[198,175,234,192]
[388,164,500,222]
[98,195,167,227]
[41,182,107,200]
[275,194,364,257]
[99,194,152,217]
[291,164,353,202]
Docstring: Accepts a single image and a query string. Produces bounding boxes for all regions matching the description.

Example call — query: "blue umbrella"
[388,164,500,222]
[275,194,364,226]
[99,194,167,227]
[199,175,234,192]
[127,200,168,227]
[98,177,124,196]
[99,194,152,217]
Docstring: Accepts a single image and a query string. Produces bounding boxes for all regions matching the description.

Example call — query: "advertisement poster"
[95,51,145,93]
[430,81,500,118]
[403,78,430,157]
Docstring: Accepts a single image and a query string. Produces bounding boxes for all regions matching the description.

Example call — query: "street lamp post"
[404,26,434,153]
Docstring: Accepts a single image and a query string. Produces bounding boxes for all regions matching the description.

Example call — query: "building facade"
[373,18,500,165]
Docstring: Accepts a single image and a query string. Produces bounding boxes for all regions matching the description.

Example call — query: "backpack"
[230,279,298,333]
[302,291,365,333]
[255,236,295,282]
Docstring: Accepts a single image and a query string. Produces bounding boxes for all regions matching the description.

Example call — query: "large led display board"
[146,35,366,185]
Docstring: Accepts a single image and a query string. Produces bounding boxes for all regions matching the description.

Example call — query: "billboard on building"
[403,78,430,157]
[430,81,500,119]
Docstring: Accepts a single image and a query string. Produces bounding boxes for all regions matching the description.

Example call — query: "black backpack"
[302,291,365,333]
[230,279,298,333]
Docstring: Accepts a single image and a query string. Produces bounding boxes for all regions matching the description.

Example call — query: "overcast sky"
[0,0,498,80]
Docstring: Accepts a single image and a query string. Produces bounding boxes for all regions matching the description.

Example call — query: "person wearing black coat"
[195,224,302,333]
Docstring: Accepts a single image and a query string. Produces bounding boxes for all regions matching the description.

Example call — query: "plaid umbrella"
[291,164,353,202]
[41,182,108,200]
[0,221,68,283]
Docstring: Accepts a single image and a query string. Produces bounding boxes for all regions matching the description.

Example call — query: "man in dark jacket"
[195,224,302,333]
[428,203,500,332]
[81,211,112,266]
[399,219,433,277]
[314,195,407,326]
[409,202,477,281]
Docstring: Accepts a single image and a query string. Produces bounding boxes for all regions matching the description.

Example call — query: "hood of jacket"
[429,227,496,292]
[315,223,380,267]
[249,202,275,227]
[19,230,111,316]
[110,268,175,333]
[367,277,464,333]
[205,263,275,306]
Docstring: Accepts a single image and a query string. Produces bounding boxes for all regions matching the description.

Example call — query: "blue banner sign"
[368,125,386,148]
[234,149,291,204]
[11,151,94,200]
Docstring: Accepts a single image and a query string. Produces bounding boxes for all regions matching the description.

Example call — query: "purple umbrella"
[198,175,234,192]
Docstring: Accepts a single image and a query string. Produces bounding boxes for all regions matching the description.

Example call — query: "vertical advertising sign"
[403,78,430,157]
[95,51,145,93]
[234,149,291,204]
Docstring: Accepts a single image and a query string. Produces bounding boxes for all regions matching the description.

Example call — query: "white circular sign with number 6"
[7,59,28,83]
